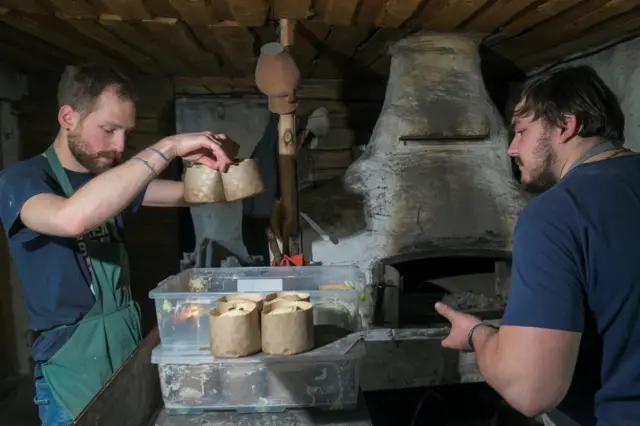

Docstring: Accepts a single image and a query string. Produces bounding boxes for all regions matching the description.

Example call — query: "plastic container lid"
[151,332,366,365]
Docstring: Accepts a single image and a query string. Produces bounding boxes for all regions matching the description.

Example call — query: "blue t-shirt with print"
[0,155,146,378]
[501,154,640,425]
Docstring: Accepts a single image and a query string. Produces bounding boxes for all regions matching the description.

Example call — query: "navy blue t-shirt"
[0,155,146,378]
[501,154,640,425]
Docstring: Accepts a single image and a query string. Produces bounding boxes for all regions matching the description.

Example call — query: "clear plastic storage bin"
[151,332,365,414]
[149,266,365,349]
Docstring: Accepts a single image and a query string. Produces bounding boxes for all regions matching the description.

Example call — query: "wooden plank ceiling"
[0,0,639,80]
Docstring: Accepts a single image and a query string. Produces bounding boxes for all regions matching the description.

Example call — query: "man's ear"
[558,114,580,144]
[58,105,79,131]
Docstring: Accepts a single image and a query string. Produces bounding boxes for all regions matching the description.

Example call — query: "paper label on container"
[237,278,283,292]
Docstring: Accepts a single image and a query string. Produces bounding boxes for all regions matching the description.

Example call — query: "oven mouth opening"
[375,254,510,328]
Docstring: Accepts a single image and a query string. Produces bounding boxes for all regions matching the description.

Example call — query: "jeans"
[33,377,73,426]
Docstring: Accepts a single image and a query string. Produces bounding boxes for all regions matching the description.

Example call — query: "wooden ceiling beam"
[501,0,584,37]
[99,14,187,75]
[223,0,269,27]
[57,13,157,73]
[309,25,371,78]
[143,0,182,19]
[191,23,256,76]
[463,0,538,33]
[0,0,52,14]
[375,0,423,28]
[350,28,407,69]
[273,0,311,19]
[0,21,79,63]
[293,22,331,77]
[0,9,122,67]
[410,0,491,31]
[138,17,223,76]
[96,0,152,20]
[49,0,99,18]
[252,21,278,45]
[166,0,215,25]
[355,0,386,25]
[520,10,640,70]
[315,0,359,25]
[166,0,236,25]
[495,0,640,60]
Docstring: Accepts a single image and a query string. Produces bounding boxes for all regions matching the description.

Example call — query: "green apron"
[41,145,142,418]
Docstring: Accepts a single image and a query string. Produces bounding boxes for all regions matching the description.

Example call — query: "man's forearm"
[473,327,534,414]
[473,326,506,389]
[61,140,175,233]
[142,179,191,208]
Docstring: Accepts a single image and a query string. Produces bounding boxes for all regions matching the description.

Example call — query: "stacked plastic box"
[149,265,367,414]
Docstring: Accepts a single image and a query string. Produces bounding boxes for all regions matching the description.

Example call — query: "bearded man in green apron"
[0,65,239,425]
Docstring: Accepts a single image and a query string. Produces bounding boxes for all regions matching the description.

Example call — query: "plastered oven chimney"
[305,31,529,327]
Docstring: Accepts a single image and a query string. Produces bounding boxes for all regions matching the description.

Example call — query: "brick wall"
[14,72,179,336]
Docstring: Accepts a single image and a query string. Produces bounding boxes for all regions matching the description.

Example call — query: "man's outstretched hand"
[435,301,483,352]
[161,131,240,171]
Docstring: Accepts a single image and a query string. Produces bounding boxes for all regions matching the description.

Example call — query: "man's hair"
[514,65,625,145]
[57,64,136,116]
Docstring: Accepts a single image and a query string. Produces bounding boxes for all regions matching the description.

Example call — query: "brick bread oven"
[300,31,530,390]
[305,31,529,325]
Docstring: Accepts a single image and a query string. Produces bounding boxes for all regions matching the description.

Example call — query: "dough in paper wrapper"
[218,293,265,312]
[261,301,314,355]
[183,164,225,203]
[210,301,261,358]
[264,291,311,305]
[222,158,264,202]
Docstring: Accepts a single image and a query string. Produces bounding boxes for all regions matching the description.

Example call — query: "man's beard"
[68,129,122,175]
[516,132,557,194]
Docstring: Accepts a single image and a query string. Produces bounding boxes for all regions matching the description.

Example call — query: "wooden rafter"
[57,13,157,73]
[224,0,269,27]
[97,0,152,20]
[501,0,584,37]
[0,9,122,67]
[273,0,311,20]
[375,0,423,28]
[410,0,491,31]
[521,9,640,69]
[167,0,217,25]
[0,0,637,76]
[294,22,331,77]
[191,22,256,76]
[144,0,182,19]
[50,0,98,18]
[99,14,189,75]
[0,0,52,14]
[312,25,371,78]
[496,0,640,60]
[464,0,539,33]
[139,17,223,76]
[315,0,359,25]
